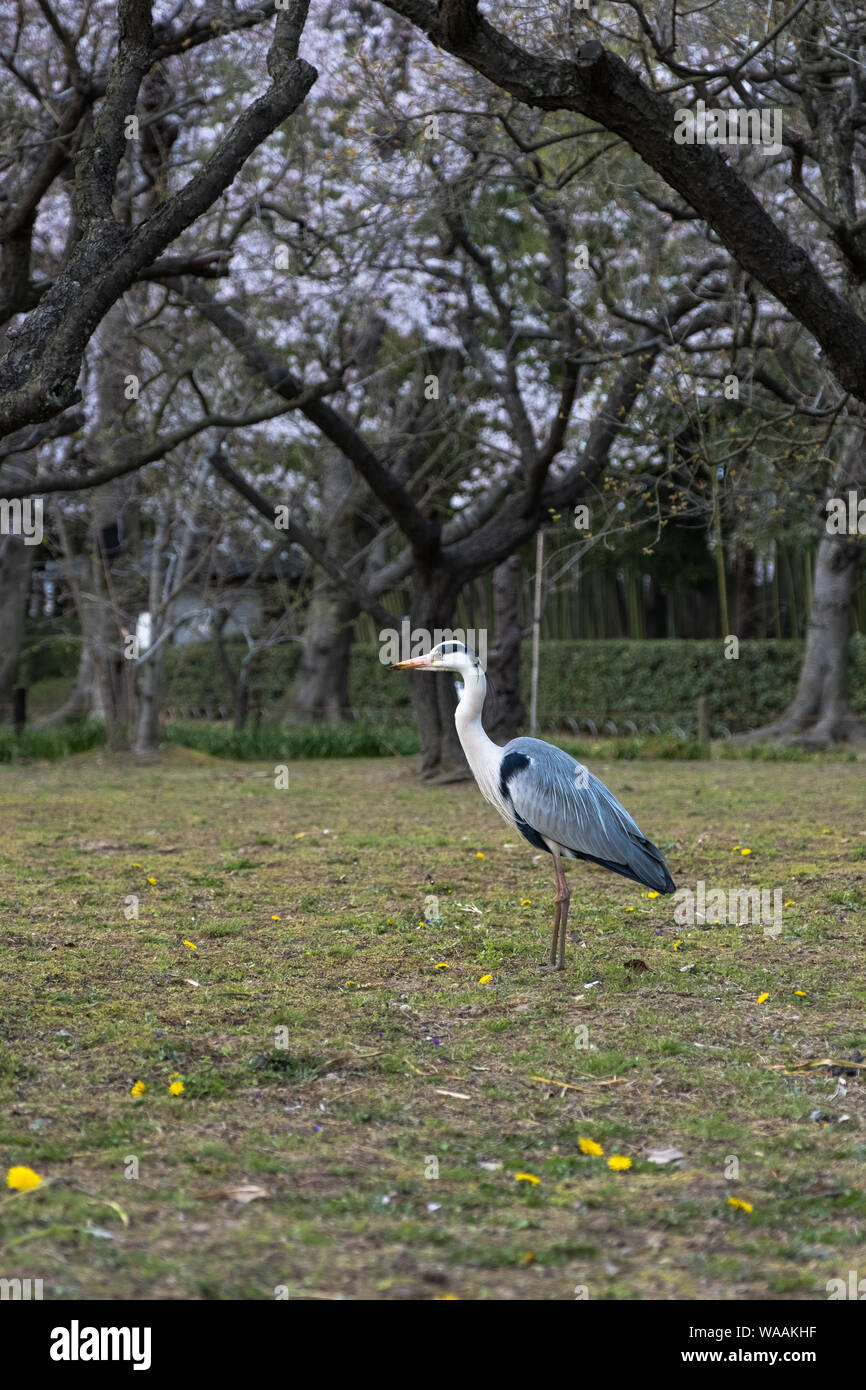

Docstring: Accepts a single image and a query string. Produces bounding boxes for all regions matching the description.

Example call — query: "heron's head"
[390,640,482,675]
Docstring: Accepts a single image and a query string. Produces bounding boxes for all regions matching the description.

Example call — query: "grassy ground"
[1,747,865,1301]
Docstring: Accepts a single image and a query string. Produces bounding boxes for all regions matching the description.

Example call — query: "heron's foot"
[539,960,565,973]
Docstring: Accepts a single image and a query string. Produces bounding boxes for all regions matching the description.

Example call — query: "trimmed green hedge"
[24,632,866,735]
[160,635,864,735]
[518,637,866,734]
[358,636,866,734]
[162,639,302,713]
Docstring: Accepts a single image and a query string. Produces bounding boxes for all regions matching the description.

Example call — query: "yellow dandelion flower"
[386,919,393,925]
[132,862,142,868]
[794,989,807,997]
[728,1197,753,1213]
[346,979,356,986]
[521,899,532,906]
[271,915,282,921]
[434,1293,459,1300]
[478,974,492,984]
[475,852,485,859]
[608,1155,632,1171]
[625,906,634,912]
[821,828,830,834]
[168,1081,184,1096]
[647,891,659,899]
[784,900,794,907]
[435,962,450,970]
[148,876,157,885]
[514,1172,540,1185]
[757,993,769,1004]
[183,940,197,950]
[130,1080,146,1097]
[741,848,751,856]
[168,1072,181,1080]
[579,1137,603,1157]
[732,845,740,851]
[672,939,682,950]
[7,1165,42,1191]
[294,833,305,839]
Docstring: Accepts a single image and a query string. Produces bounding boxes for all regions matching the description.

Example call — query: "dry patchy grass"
[1,747,865,1300]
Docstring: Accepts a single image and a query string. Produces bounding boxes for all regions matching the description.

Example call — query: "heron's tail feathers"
[626,833,676,893]
[565,834,676,893]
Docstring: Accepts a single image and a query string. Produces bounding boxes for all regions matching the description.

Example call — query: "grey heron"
[391,641,675,970]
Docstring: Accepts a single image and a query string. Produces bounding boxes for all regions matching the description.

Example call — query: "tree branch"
[179,279,441,561]
[0,1,317,439]
[207,443,395,627]
[384,0,866,405]
[0,387,338,499]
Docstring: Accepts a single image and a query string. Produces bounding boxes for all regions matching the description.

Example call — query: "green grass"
[0,719,106,762]
[164,718,418,759]
[1,745,865,1299]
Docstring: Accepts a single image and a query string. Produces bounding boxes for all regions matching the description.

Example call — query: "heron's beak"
[389,653,435,671]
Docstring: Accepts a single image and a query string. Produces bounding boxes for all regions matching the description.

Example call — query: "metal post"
[530,530,544,736]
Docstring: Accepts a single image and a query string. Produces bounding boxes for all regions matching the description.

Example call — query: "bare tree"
[0,0,316,436]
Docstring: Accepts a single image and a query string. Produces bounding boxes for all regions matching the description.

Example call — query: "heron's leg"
[548,854,567,969]
[557,870,571,972]
[548,892,562,968]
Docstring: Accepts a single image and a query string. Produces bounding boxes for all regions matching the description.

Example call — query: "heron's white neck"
[453,664,511,819]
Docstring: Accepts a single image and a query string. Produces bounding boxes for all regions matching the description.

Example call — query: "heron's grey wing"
[501,737,675,892]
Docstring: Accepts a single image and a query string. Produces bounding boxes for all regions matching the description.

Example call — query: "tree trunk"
[212,608,251,732]
[292,584,357,723]
[743,427,866,746]
[485,554,527,744]
[133,509,167,755]
[133,642,165,754]
[133,486,203,755]
[38,544,132,741]
[38,637,98,726]
[43,303,146,742]
[404,567,470,780]
[0,533,35,725]
[735,547,759,638]
[233,679,250,733]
